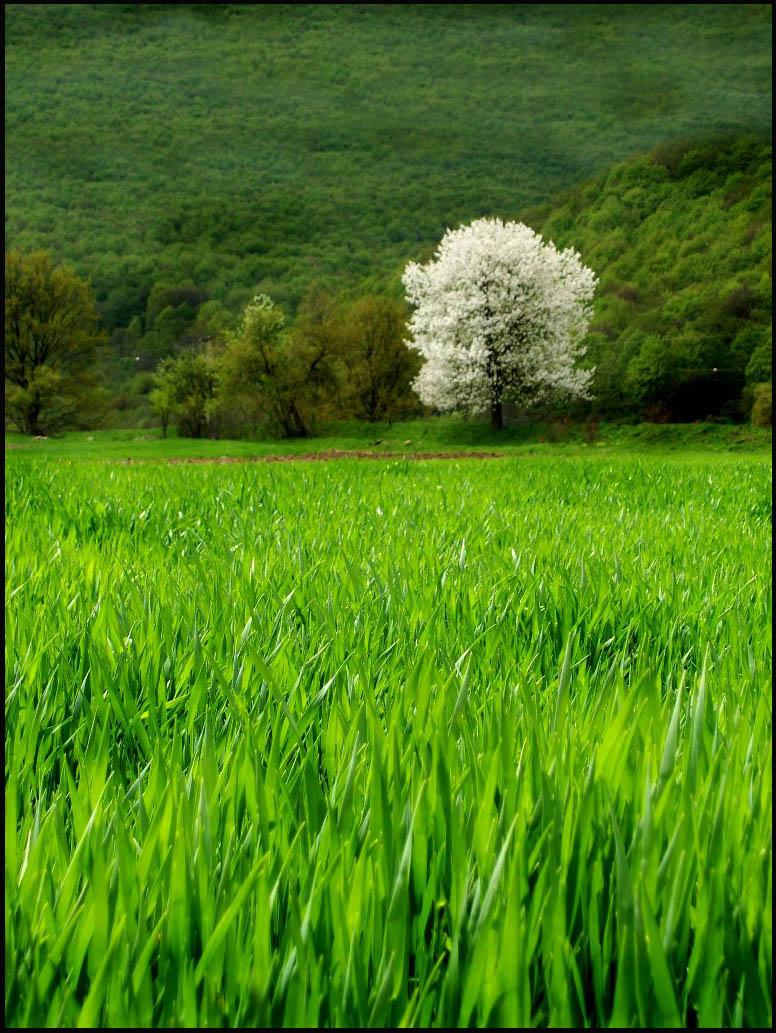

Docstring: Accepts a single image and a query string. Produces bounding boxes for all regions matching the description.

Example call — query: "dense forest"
[531,135,772,421]
[4,4,773,430]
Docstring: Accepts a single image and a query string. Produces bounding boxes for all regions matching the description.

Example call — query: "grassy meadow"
[5,418,772,462]
[4,445,772,1026]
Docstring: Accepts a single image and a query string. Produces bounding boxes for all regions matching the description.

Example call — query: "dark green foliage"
[750,381,772,426]
[533,136,772,420]
[150,349,218,439]
[338,296,423,422]
[5,5,771,320]
[4,249,106,433]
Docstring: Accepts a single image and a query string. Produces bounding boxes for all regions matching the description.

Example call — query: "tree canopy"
[404,219,596,429]
[4,249,103,433]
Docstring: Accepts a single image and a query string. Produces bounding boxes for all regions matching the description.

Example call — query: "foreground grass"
[5,417,772,462]
[4,451,772,1027]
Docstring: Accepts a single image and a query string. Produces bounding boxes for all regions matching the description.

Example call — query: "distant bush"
[150,350,218,439]
[583,418,600,444]
[750,383,772,427]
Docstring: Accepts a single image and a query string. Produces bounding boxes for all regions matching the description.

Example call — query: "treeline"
[148,292,422,439]
[4,250,423,437]
[4,137,773,436]
[114,134,773,430]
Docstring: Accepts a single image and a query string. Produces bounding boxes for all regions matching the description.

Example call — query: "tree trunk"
[490,399,504,431]
[288,401,310,437]
[27,402,42,437]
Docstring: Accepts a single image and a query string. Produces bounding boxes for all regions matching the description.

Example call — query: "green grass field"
[5,418,772,462]
[4,447,772,1027]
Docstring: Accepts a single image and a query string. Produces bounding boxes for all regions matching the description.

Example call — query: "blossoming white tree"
[403,218,597,429]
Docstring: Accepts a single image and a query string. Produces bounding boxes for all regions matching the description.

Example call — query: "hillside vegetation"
[528,135,772,419]
[4,5,773,427]
[5,4,772,322]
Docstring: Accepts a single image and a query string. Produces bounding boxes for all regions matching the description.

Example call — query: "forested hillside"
[528,135,772,420]
[6,5,771,313]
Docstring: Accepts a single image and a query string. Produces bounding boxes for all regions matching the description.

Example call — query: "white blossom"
[402,218,596,422]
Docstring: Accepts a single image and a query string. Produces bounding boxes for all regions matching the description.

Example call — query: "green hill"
[5,3,772,328]
[527,135,772,420]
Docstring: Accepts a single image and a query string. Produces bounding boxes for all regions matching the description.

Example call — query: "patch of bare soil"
[163,449,504,464]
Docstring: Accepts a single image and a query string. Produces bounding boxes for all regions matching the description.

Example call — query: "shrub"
[750,382,772,427]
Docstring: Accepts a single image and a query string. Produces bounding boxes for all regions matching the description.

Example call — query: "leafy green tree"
[5,250,102,434]
[219,293,342,437]
[290,287,348,423]
[624,334,675,415]
[150,349,218,438]
[341,296,422,421]
[745,333,773,384]
[148,384,173,438]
